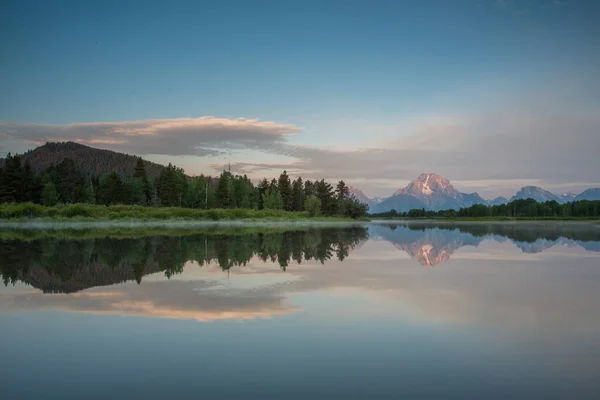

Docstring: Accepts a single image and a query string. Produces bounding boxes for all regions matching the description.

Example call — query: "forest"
[371,197,600,219]
[0,153,368,219]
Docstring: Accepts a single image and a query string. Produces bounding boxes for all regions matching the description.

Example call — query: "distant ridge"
[0,142,166,179]
[368,174,600,213]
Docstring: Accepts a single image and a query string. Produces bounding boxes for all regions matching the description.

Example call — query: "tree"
[304,195,321,217]
[291,177,304,211]
[124,178,146,205]
[263,188,283,210]
[257,178,269,210]
[0,153,21,203]
[133,157,151,204]
[84,181,96,204]
[215,171,232,208]
[315,179,336,215]
[304,180,315,198]
[55,158,84,203]
[97,172,124,205]
[336,180,350,199]
[41,180,60,206]
[156,164,186,207]
[278,171,292,211]
[187,176,208,209]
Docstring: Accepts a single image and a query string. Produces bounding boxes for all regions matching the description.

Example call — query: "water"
[1,222,599,399]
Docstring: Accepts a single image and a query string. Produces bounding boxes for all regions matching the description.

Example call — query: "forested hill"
[0,142,166,180]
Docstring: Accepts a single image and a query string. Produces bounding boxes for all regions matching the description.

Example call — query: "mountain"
[372,173,488,213]
[575,188,600,201]
[349,186,383,209]
[510,186,561,203]
[560,192,577,202]
[0,141,166,179]
[488,196,509,206]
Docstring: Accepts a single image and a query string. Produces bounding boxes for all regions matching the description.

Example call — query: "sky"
[1,0,599,198]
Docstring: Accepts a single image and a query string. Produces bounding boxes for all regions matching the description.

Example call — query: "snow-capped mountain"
[560,192,577,202]
[350,174,599,214]
[510,186,561,203]
[372,173,488,212]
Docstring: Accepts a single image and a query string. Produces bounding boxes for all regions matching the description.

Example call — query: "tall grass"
[0,203,353,221]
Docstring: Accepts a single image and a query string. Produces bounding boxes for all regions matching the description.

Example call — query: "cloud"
[0,117,301,157]
[0,273,300,322]
[222,98,600,197]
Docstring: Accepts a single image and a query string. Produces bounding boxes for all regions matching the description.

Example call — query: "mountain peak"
[511,186,560,203]
[394,172,454,197]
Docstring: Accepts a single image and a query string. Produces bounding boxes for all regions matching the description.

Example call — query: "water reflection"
[372,223,600,266]
[2,222,599,399]
[1,223,600,292]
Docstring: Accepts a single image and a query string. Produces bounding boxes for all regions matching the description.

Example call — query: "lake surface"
[1,222,600,399]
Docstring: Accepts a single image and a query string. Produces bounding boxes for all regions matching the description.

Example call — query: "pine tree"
[97,172,124,205]
[133,157,151,204]
[257,178,270,210]
[278,171,292,211]
[291,177,304,211]
[215,171,232,208]
[315,179,335,215]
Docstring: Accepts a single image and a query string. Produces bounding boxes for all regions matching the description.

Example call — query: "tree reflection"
[0,227,368,293]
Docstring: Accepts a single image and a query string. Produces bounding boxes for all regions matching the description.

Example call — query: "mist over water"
[1,222,599,399]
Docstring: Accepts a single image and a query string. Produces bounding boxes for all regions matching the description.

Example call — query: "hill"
[0,142,166,179]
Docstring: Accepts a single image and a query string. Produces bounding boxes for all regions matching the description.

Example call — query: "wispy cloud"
[0,117,301,157]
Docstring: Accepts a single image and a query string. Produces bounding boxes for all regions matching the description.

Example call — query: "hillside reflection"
[0,227,368,293]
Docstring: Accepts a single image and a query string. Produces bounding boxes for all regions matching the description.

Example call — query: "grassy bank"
[0,203,359,222]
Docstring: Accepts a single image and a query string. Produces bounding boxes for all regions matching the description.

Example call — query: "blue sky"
[2,0,599,197]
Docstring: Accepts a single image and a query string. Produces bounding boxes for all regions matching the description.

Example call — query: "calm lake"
[1,222,600,399]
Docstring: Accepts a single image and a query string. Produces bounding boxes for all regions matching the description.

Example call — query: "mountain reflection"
[371,223,600,266]
[1,223,599,292]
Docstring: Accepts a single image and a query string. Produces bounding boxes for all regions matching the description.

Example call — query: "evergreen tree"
[132,157,151,204]
[315,179,336,215]
[291,177,304,211]
[304,180,315,198]
[41,179,60,206]
[215,171,232,208]
[156,164,186,207]
[278,170,293,211]
[55,158,84,203]
[0,153,21,202]
[84,181,96,204]
[257,178,270,210]
[71,184,86,203]
[123,178,146,205]
[97,172,124,205]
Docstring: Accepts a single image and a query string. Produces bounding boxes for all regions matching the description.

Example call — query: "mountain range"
[1,142,598,212]
[356,173,600,213]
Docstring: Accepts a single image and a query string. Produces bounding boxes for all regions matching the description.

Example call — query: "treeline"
[0,153,368,219]
[0,227,369,291]
[370,198,600,219]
